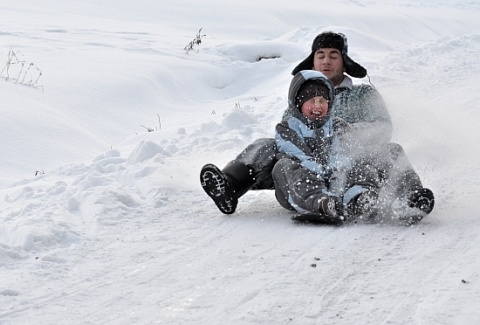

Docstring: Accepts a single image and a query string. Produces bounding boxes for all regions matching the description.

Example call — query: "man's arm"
[333,84,393,147]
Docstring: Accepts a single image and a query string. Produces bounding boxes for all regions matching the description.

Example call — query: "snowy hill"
[1,1,480,324]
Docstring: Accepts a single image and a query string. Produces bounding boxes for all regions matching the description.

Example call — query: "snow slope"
[1,0,480,324]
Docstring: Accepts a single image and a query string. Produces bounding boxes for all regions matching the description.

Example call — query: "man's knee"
[237,138,277,163]
[387,142,405,160]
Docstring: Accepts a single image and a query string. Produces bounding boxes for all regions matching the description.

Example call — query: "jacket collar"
[336,75,353,90]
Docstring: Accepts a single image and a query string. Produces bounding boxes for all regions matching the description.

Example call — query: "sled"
[291,212,346,225]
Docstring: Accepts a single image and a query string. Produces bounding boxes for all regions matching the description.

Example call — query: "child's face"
[301,96,329,120]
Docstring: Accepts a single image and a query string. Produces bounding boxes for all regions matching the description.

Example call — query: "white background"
[1,1,480,324]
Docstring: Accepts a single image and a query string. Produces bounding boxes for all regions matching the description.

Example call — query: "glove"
[332,117,352,135]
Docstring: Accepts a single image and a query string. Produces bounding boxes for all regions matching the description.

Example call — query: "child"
[273,70,380,221]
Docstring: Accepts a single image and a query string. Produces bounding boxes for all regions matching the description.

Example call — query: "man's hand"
[333,117,352,135]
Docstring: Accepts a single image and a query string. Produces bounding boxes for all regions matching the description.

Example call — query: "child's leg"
[272,158,340,216]
[342,159,381,219]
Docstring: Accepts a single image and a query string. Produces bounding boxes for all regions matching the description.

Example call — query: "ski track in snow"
[2,1,480,324]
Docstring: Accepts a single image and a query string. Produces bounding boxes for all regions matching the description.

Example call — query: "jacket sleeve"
[349,85,393,146]
[333,85,393,147]
[275,118,331,177]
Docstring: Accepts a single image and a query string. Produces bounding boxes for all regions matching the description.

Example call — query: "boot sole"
[200,164,237,214]
[400,188,435,226]
[408,188,435,214]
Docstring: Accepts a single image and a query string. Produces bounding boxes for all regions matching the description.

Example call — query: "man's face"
[312,48,345,86]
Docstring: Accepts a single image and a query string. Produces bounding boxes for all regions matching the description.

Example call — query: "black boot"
[200,161,255,214]
[407,188,435,214]
[316,195,342,218]
[347,187,379,221]
[397,188,435,226]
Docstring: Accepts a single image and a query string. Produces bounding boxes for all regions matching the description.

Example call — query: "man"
[200,31,434,223]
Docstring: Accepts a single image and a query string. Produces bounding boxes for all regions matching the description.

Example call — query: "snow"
[1,0,480,323]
